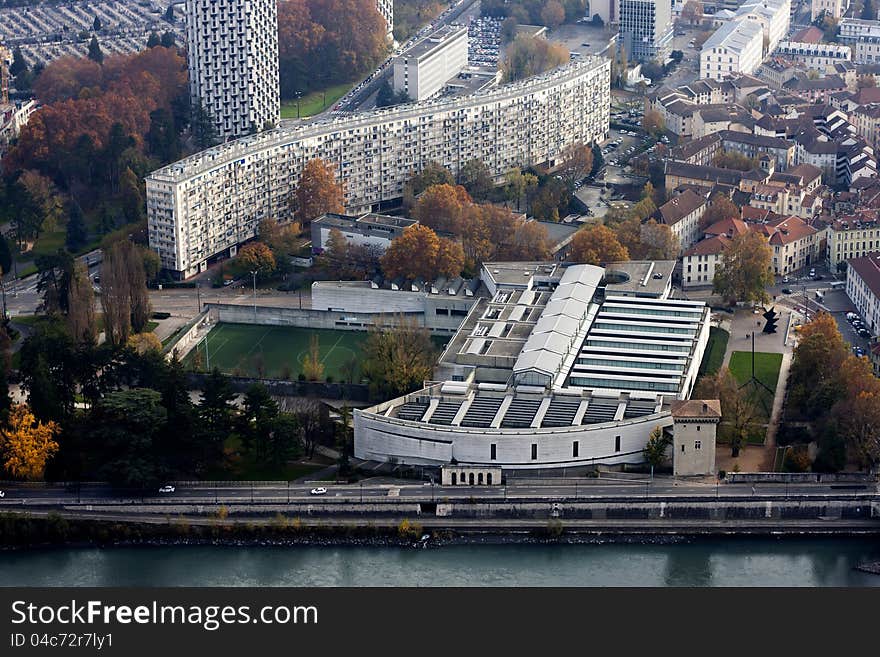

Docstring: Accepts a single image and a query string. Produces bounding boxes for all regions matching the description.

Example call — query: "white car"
[310,487,328,496]
[0,490,5,498]
[158,485,175,494]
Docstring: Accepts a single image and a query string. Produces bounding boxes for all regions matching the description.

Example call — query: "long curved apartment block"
[146,57,612,278]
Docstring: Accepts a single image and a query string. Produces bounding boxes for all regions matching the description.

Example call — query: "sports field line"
[241,326,273,361]
[320,334,345,365]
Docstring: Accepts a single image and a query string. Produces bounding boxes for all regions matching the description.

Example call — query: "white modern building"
[618,0,673,63]
[700,19,764,81]
[184,0,280,141]
[354,260,714,470]
[376,0,393,37]
[146,58,611,278]
[736,0,791,55]
[393,24,468,101]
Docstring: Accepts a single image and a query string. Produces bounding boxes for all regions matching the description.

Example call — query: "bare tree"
[100,242,132,347]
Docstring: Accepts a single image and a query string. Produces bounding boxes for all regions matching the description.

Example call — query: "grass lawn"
[698,326,729,376]
[279,82,353,119]
[728,351,783,420]
[183,323,370,381]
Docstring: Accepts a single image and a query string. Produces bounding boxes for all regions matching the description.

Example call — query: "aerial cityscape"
[1,0,880,587]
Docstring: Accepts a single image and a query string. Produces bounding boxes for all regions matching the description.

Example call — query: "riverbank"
[3,507,880,551]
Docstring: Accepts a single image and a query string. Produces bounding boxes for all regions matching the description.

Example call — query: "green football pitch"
[184,323,368,381]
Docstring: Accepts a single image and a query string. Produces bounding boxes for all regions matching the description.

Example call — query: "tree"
[17,318,77,424]
[504,169,538,211]
[377,78,394,107]
[147,32,161,48]
[380,225,464,281]
[557,143,594,190]
[406,161,455,199]
[160,31,176,48]
[302,334,325,381]
[412,183,472,233]
[87,36,104,65]
[92,15,103,32]
[529,177,570,222]
[713,231,773,305]
[191,100,220,148]
[459,158,494,201]
[540,0,566,27]
[569,224,629,265]
[862,0,874,20]
[127,332,163,354]
[35,249,75,315]
[198,368,236,462]
[9,46,27,77]
[146,107,181,162]
[65,200,88,252]
[101,240,149,346]
[700,192,740,229]
[0,404,60,480]
[294,158,344,225]
[693,368,758,457]
[640,220,680,259]
[237,241,276,277]
[644,425,671,468]
[0,235,12,278]
[502,34,569,82]
[120,167,145,224]
[91,388,166,488]
[643,110,665,138]
[789,312,849,417]
[362,318,438,398]
[67,261,96,345]
[238,383,279,460]
[681,0,703,24]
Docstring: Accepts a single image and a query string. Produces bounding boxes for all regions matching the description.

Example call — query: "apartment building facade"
[827,215,880,269]
[700,19,764,81]
[146,58,611,278]
[393,25,468,101]
[846,252,880,334]
[774,41,852,71]
[812,0,849,20]
[618,0,673,63]
[184,0,280,141]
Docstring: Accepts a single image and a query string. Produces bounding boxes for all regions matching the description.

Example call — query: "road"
[0,478,876,507]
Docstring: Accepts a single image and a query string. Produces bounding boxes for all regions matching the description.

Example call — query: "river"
[2,538,880,586]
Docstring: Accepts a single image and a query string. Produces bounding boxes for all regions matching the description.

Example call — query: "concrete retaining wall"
[726,472,877,484]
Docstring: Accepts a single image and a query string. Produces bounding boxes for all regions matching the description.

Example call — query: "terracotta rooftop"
[671,399,722,419]
[704,217,749,238]
[848,252,880,302]
[656,189,707,226]
[767,216,817,245]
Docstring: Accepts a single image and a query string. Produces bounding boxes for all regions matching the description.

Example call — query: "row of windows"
[489,436,622,461]
[569,376,679,392]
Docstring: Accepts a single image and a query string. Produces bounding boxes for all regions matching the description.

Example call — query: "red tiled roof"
[767,216,817,245]
[683,234,731,257]
[848,252,880,302]
[704,217,749,238]
[792,26,823,43]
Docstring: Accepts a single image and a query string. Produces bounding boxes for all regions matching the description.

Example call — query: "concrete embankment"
[5,493,879,539]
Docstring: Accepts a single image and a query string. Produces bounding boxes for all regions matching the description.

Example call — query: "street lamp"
[250,269,258,321]
[294,91,302,119]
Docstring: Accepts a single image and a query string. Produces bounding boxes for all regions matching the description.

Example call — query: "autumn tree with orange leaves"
[0,404,60,480]
[294,158,344,225]
[412,183,472,234]
[568,224,629,265]
[380,225,464,281]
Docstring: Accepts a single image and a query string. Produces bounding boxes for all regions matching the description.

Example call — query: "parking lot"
[468,16,501,67]
[548,22,615,58]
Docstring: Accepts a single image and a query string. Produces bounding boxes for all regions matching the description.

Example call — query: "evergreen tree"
[146,32,161,48]
[164,4,174,22]
[862,0,875,20]
[191,101,219,148]
[376,78,394,107]
[160,31,176,48]
[87,36,104,65]
[65,201,88,252]
[120,167,145,224]
[9,46,27,77]
[0,235,12,278]
[92,15,102,32]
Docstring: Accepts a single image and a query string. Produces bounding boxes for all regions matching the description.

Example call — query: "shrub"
[784,448,812,473]
[397,518,423,540]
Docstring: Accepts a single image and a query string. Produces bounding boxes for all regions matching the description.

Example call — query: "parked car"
[158,485,175,494]
[0,490,5,498]
[781,288,793,295]
[859,328,871,338]
[310,487,328,495]
[846,312,858,321]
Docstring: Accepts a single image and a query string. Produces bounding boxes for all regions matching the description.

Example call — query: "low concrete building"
[441,465,502,485]
[311,213,418,253]
[393,24,469,101]
[672,400,721,476]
